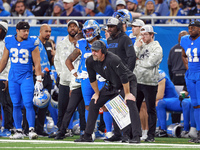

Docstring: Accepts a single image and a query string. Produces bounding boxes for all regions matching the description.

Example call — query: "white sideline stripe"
[0,139,200,148]
[0,147,200,149]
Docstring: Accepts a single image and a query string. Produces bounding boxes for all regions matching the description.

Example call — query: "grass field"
[0,136,200,150]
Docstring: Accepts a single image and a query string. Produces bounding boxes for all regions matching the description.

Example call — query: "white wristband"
[70,69,77,75]
[36,75,42,81]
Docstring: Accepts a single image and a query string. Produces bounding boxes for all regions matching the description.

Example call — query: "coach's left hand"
[124,93,136,104]
[92,92,99,104]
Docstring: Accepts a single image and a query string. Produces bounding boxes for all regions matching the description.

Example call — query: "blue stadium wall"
[7,26,188,75]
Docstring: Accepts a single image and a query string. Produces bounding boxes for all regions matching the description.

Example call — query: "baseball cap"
[116,0,126,6]
[63,0,73,3]
[91,40,102,51]
[145,0,155,6]
[132,19,145,27]
[140,25,157,34]
[67,20,79,28]
[86,1,95,10]
[127,0,138,5]
[54,1,64,11]
[169,0,178,3]
[189,20,200,27]
[107,17,119,26]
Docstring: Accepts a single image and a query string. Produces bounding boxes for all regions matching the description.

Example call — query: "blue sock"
[194,108,200,131]
[25,105,35,128]
[156,100,167,130]
[68,114,74,130]
[48,103,58,125]
[103,111,112,132]
[182,99,190,131]
[1,104,4,127]
[190,106,196,127]
[85,109,89,122]
[13,106,22,129]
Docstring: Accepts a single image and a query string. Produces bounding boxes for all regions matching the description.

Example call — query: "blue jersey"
[5,35,39,81]
[76,38,107,78]
[158,70,178,98]
[38,40,50,72]
[180,35,200,72]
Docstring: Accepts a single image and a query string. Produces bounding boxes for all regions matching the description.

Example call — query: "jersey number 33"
[10,48,29,64]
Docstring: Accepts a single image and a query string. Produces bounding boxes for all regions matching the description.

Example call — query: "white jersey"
[0,40,10,80]
[133,41,163,86]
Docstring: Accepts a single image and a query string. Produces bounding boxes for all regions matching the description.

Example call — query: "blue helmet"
[82,20,100,41]
[112,9,133,25]
[33,89,51,108]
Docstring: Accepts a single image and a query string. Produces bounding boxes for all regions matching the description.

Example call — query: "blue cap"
[169,0,179,3]
[54,1,64,11]
[0,0,5,11]
[145,0,155,6]
[127,0,138,5]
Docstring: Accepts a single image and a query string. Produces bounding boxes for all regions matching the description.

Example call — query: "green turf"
[0,136,200,150]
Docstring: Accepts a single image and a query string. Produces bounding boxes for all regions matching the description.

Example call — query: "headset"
[99,40,107,54]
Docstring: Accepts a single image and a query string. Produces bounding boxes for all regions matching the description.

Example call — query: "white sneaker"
[10,130,24,139]
[29,129,38,139]
[140,134,148,141]
[105,132,113,139]
[181,131,189,138]
[92,132,96,141]
[188,127,197,138]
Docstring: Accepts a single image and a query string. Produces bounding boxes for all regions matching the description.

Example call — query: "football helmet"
[167,123,183,137]
[33,89,51,108]
[50,85,59,109]
[82,20,100,42]
[112,9,133,25]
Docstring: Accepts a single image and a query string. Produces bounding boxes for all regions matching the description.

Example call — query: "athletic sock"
[85,109,89,122]
[103,111,112,132]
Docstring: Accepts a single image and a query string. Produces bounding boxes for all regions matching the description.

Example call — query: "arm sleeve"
[124,36,136,71]
[137,46,163,69]
[86,57,97,83]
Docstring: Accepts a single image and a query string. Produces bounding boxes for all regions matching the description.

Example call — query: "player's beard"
[69,30,78,37]
[22,36,28,40]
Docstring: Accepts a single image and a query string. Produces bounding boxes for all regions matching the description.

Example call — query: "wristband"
[36,75,42,81]
[70,69,77,75]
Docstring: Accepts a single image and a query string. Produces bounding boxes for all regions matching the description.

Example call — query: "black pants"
[33,72,52,133]
[60,87,85,133]
[57,84,70,129]
[0,80,13,129]
[136,84,158,138]
[85,81,142,139]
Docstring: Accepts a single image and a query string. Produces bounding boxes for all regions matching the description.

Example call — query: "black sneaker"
[48,132,57,138]
[104,135,122,142]
[54,131,65,140]
[74,135,93,142]
[65,129,74,137]
[121,135,130,143]
[158,130,168,137]
[129,136,140,144]
[188,138,197,143]
[144,136,155,142]
[37,131,49,137]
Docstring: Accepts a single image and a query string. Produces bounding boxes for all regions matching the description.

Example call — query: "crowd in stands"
[0,0,199,25]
